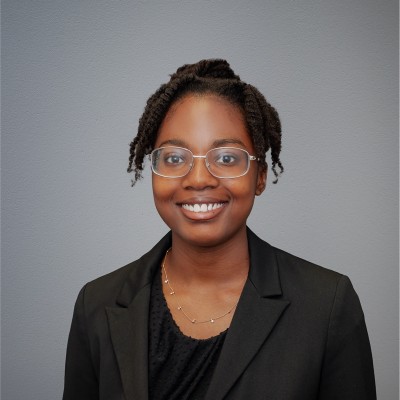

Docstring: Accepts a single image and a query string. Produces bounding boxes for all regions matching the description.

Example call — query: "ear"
[255,165,267,196]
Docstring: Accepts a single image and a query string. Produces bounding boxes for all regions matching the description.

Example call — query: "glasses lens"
[207,148,249,178]
[151,147,192,177]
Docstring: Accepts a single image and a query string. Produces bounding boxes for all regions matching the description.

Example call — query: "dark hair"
[127,59,283,184]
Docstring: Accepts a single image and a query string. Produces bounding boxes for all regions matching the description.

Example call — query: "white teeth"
[182,203,224,213]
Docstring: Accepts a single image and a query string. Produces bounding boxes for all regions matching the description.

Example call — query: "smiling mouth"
[181,203,225,213]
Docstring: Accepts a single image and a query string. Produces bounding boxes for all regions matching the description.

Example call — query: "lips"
[181,203,224,213]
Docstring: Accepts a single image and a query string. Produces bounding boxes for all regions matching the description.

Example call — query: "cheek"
[152,176,179,210]
[228,177,259,218]
[227,171,259,196]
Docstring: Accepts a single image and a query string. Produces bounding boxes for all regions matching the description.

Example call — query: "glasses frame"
[150,146,259,179]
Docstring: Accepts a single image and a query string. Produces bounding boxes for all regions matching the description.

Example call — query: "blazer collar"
[115,231,172,307]
[115,227,282,306]
[247,227,283,297]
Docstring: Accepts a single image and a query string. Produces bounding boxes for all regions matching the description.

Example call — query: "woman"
[63,59,376,399]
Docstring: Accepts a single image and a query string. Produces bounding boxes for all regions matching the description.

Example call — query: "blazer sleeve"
[318,275,376,400]
[63,285,99,400]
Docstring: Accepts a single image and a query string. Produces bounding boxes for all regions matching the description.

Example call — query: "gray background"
[2,0,398,399]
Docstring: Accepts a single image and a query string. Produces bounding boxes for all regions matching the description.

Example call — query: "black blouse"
[148,270,227,400]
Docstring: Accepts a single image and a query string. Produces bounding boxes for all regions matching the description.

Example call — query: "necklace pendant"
[177,306,182,310]
[170,291,175,295]
[191,319,196,323]
[164,279,168,283]
[210,319,215,323]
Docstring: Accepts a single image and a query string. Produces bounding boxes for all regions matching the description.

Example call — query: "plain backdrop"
[2,0,398,399]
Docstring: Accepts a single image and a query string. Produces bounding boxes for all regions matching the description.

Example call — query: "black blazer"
[63,229,376,400]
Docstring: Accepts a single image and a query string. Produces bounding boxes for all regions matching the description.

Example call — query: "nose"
[181,156,219,190]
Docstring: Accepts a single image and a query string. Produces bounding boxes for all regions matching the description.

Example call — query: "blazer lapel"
[106,288,151,400]
[205,229,290,400]
[106,233,172,400]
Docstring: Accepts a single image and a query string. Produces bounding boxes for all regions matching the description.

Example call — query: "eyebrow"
[158,139,187,147]
[158,138,246,148]
[212,138,246,147]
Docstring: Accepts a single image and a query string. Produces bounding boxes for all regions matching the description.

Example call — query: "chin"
[172,223,246,248]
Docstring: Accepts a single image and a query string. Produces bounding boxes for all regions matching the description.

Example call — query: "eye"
[164,153,186,165]
[215,153,239,165]
[166,155,182,164]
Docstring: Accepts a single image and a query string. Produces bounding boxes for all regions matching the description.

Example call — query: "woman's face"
[152,94,266,248]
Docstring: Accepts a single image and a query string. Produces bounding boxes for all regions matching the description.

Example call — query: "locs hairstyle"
[127,59,283,185]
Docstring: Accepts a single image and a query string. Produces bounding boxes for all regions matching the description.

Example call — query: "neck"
[167,227,250,286]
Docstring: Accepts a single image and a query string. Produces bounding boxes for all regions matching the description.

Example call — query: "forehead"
[155,95,253,151]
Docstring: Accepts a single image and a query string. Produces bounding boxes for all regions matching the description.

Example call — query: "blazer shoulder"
[269,244,350,302]
[88,257,144,288]
[80,259,142,308]
[78,232,173,308]
[269,244,365,326]
[273,245,343,282]
[247,228,346,298]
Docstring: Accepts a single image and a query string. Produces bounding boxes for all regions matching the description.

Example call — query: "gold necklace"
[162,248,239,324]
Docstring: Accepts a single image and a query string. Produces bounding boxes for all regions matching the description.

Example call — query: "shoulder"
[250,231,367,341]
[248,229,361,314]
[248,228,344,291]
[273,245,343,289]
[82,261,139,305]
[273,245,362,312]
[71,260,145,322]
[272,244,365,326]
[75,231,173,309]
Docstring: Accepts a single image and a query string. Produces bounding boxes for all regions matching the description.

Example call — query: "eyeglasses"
[150,146,259,179]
